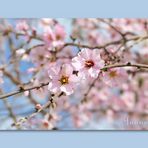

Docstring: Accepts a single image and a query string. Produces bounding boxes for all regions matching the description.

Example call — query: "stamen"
[60,76,69,85]
[109,71,117,78]
[85,60,94,68]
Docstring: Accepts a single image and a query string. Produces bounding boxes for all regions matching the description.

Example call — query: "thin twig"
[63,35,148,50]
[0,82,49,99]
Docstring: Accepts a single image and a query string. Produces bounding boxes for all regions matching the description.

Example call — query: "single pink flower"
[43,24,66,50]
[16,20,29,32]
[102,68,128,87]
[48,64,79,95]
[30,46,51,66]
[43,27,55,47]
[72,48,105,79]
[54,24,66,41]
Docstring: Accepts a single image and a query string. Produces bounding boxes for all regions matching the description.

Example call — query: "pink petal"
[72,56,84,70]
[69,75,80,83]
[48,66,60,79]
[92,49,101,59]
[88,68,100,78]
[60,84,74,95]
[48,81,61,93]
[79,48,91,60]
[95,59,105,69]
[24,91,29,96]
[61,64,73,76]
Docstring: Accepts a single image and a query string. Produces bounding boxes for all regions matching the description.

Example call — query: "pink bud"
[42,120,49,128]
[24,91,29,96]
[35,104,42,110]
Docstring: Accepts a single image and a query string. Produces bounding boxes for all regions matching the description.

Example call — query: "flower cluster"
[48,48,122,96]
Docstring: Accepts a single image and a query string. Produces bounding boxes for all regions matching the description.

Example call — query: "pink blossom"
[24,91,29,96]
[41,113,60,130]
[30,46,51,66]
[35,104,42,110]
[48,64,79,95]
[42,120,53,129]
[54,24,66,41]
[16,20,29,32]
[120,91,135,110]
[43,27,55,46]
[102,68,128,87]
[40,18,55,26]
[72,48,105,79]
[43,24,66,50]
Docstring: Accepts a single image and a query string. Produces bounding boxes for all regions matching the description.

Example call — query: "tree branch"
[63,35,148,49]
[0,63,148,100]
[0,82,49,99]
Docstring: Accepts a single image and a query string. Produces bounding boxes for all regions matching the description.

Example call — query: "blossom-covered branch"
[1,62,148,100]
[1,18,148,130]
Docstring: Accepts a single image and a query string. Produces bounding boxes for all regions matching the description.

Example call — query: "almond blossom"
[102,68,128,87]
[16,20,29,33]
[43,24,66,50]
[48,64,79,95]
[72,48,105,79]
[30,46,51,66]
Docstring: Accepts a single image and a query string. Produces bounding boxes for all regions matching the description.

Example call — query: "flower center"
[60,76,69,85]
[85,60,94,68]
[109,71,117,78]
[56,34,62,40]
[39,55,44,60]
[47,34,53,41]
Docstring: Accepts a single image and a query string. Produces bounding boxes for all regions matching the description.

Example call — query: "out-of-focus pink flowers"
[112,19,145,34]
[43,24,66,50]
[30,46,51,66]
[120,91,135,110]
[42,113,60,130]
[48,64,79,95]
[102,68,128,87]
[0,70,3,84]
[40,18,55,26]
[16,20,29,33]
[72,48,105,79]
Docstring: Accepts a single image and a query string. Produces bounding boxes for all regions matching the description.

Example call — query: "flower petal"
[48,66,60,79]
[48,81,61,93]
[60,85,74,95]
[79,48,91,60]
[62,64,73,76]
